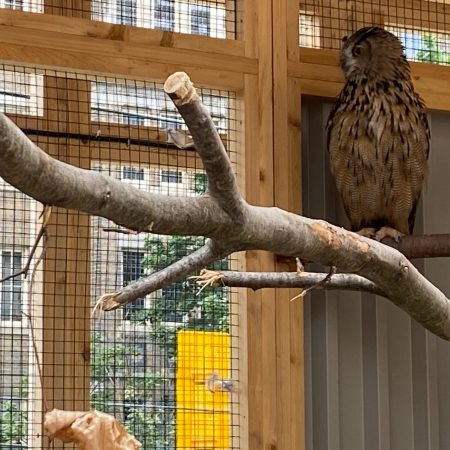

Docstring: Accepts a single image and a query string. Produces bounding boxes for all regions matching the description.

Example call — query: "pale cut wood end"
[164,71,199,105]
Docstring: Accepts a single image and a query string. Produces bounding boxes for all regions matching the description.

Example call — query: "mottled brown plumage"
[327,27,430,240]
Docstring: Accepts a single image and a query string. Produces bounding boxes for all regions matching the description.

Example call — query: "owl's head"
[340,27,409,80]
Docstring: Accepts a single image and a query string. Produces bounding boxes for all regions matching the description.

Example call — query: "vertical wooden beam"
[273,1,304,450]
[36,4,92,439]
[39,74,91,448]
[243,0,281,450]
[243,0,304,449]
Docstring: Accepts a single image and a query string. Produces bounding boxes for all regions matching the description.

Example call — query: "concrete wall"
[302,96,450,450]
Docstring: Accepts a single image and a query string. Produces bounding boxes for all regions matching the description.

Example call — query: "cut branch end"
[163,72,199,105]
[94,291,122,313]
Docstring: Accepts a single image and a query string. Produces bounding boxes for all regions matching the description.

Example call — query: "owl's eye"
[353,46,362,56]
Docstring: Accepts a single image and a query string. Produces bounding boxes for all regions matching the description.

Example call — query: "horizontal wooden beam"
[0,8,243,56]
[0,10,255,90]
[294,47,450,111]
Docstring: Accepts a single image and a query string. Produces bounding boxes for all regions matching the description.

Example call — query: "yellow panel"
[176,330,231,449]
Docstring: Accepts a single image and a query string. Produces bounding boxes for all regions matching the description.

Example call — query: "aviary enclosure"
[0,1,449,449]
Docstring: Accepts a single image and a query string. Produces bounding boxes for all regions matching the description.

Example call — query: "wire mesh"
[299,1,450,65]
[0,0,236,39]
[0,64,240,450]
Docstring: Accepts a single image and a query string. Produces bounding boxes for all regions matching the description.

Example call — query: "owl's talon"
[374,226,405,243]
[356,227,376,238]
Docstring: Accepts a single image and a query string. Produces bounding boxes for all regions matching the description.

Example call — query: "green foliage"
[0,401,27,445]
[124,407,175,449]
[90,233,231,449]
[141,234,230,358]
[90,332,176,449]
[91,332,128,381]
[416,34,450,65]
[193,172,207,194]
[124,371,167,402]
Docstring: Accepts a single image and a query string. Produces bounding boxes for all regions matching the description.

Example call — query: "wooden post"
[243,0,276,449]
[38,73,91,447]
[35,4,92,443]
[273,0,304,448]
[243,0,304,449]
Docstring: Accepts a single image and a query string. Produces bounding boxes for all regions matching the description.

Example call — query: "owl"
[327,27,430,241]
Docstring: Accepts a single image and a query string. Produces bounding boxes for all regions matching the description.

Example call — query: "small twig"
[0,206,52,283]
[25,205,52,413]
[97,241,229,311]
[102,227,139,235]
[290,266,337,302]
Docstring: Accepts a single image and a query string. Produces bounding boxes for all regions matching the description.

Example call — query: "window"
[92,0,108,21]
[0,70,44,116]
[1,251,22,321]
[158,111,184,130]
[161,170,182,184]
[119,111,145,126]
[116,0,137,25]
[122,167,144,181]
[299,12,320,48]
[2,0,42,11]
[387,26,450,65]
[154,0,175,31]
[91,81,165,127]
[190,5,210,36]
[4,0,23,9]
[122,251,145,320]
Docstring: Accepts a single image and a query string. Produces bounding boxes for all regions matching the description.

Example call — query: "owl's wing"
[406,106,430,233]
[376,96,430,234]
[327,107,379,231]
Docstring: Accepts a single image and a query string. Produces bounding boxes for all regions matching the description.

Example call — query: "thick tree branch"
[1,72,450,339]
[382,233,450,259]
[0,113,231,236]
[0,112,445,257]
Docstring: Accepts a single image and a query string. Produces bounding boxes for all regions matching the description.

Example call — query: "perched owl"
[327,27,430,241]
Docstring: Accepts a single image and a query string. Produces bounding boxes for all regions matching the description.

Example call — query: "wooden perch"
[193,269,384,295]
[1,71,450,338]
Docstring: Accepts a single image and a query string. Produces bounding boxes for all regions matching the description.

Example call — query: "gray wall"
[302,96,450,450]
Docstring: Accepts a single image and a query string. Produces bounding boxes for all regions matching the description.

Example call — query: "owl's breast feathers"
[327,78,429,234]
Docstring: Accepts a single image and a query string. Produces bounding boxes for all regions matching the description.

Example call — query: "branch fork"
[1,71,450,338]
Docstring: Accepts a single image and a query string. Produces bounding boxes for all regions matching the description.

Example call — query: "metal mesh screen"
[0,64,241,450]
[299,1,450,65]
[0,0,236,39]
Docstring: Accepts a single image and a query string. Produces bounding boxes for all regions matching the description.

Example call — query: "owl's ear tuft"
[342,35,348,42]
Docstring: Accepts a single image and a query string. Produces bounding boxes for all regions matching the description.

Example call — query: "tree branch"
[211,270,384,295]
[95,240,230,311]
[1,72,450,339]
[0,113,231,237]
[382,233,450,259]
[164,72,246,223]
